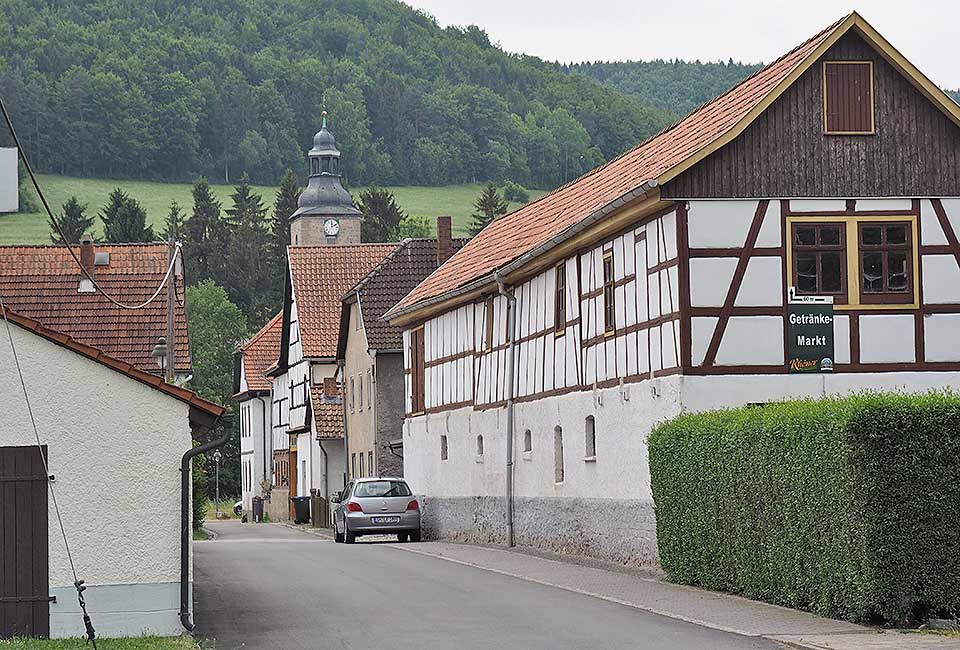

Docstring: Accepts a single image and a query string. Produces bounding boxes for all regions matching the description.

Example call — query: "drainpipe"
[338,360,349,483]
[494,271,517,548]
[180,417,230,632]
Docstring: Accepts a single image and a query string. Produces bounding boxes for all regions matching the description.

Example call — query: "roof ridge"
[342,241,407,299]
[239,311,283,352]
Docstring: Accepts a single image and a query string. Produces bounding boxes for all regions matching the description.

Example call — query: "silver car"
[331,477,422,544]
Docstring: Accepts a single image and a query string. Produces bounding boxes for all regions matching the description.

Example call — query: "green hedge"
[648,392,960,624]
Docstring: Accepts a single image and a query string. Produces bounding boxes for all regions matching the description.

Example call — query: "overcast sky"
[406,1,960,89]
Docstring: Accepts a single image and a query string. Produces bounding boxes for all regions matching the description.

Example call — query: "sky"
[405,0,960,89]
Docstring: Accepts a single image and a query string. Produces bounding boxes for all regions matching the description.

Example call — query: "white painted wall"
[0,320,193,637]
[239,396,271,512]
[0,147,17,213]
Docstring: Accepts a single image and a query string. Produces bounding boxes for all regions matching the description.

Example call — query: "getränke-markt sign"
[787,288,834,374]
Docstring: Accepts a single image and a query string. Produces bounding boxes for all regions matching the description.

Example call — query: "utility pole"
[166,219,176,383]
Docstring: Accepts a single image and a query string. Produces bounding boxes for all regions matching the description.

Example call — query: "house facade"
[385,13,960,566]
[337,221,464,481]
[0,310,223,639]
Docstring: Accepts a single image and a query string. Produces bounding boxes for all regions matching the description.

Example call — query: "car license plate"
[371,516,400,524]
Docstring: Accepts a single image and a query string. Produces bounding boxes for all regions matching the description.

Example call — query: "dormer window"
[823,61,875,135]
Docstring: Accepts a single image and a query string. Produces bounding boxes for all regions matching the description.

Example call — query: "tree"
[357,186,404,242]
[468,183,508,236]
[49,196,93,244]
[164,201,185,240]
[396,213,432,239]
[183,178,229,286]
[186,280,249,501]
[225,174,274,327]
[17,160,38,213]
[99,188,155,243]
[269,168,298,257]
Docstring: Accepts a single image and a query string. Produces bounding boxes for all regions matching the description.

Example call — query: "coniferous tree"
[164,201,185,240]
[358,186,404,242]
[184,178,229,286]
[468,183,508,236]
[99,188,155,242]
[270,169,298,256]
[49,196,94,244]
[225,174,273,327]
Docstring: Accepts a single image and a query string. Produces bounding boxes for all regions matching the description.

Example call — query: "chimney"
[78,234,96,293]
[436,216,453,266]
[323,376,339,401]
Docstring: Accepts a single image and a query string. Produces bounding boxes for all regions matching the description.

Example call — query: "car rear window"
[353,480,412,498]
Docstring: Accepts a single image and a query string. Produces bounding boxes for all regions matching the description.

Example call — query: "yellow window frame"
[786,214,919,311]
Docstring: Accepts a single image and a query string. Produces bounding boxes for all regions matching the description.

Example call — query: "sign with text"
[787,289,834,374]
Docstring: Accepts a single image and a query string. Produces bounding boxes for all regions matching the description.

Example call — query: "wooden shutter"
[411,327,425,414]
[823,61,874,134]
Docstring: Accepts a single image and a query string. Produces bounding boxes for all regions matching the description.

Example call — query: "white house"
[384,13,960,566]
[0,310,223,638]
[0,147,17,213]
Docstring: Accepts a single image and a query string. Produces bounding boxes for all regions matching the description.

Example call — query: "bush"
[501,180,530,203]
[648,392,960,624]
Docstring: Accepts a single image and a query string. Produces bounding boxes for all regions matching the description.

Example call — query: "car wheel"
[334,525,344,544]
[344,523,356,544]
[397,532,409,543]
[410,528,422,543]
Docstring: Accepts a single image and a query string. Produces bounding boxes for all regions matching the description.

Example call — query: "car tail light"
[346,501,363,513]
[406,499,419,511]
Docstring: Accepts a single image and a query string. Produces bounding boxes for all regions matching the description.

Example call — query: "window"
[359,452,365,477]
[554,426,564,483]
[792,223,847,302]
[358,373,364,411]
[366,369,372,409]
[350,377,355,412]
[353,480,411,498]
[440,435,448,461]
[368,451,374,477]
[484,296,495,350]
[602,251,616,334]
[410,327,425,414]
[859,222,913,304]
[351,453,356,479]
[523,429,532,453]
[554,263,567,334]
[476,434,484,457]
[311,158,319,175]
[585,416,596,460]
[823,61,875,135]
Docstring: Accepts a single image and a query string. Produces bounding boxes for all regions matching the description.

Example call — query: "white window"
[585,416,596,460]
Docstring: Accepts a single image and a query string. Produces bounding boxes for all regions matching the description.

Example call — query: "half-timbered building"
[384,13,960,565]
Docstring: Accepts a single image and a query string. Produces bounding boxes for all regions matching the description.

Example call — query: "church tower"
[289,111,362,245]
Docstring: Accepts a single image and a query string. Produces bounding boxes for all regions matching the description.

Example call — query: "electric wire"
[0,291,98,648]
[0,93,180,311]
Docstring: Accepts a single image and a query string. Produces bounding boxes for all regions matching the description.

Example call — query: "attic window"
[823,61,875,135]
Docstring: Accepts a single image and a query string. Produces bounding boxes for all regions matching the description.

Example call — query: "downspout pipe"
[180,416,230,632]
[338,360,349,484]
[494,271,518,548]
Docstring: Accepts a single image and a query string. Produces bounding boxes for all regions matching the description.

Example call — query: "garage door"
[0,445,49,639]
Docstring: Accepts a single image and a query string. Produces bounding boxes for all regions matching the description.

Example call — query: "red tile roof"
[0,243,191,373]
[2,307,224,419]
[388,14,850,317]
[237,312,282,394]
[311,386,343,439]
[287,244,396,359]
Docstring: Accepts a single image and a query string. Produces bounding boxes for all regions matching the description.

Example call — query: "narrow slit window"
[476,434,484,457]
[823,61,875,135]
[440,435,448,461]
[554,262,567,334]
[602,251,615,334]
[585,416,596,460]
[484,296,495,351]
[410,327,425,414]
[554,426,564,483]
[523,429,532,453]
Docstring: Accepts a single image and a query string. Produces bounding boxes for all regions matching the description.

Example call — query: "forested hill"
[950,89,960,103]
[568,60,763,119]
[0,0,674,189]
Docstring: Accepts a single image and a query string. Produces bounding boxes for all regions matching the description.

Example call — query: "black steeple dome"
[291,111,361,221]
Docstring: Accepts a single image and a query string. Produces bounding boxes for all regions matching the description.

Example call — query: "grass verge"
[1,636,200,649]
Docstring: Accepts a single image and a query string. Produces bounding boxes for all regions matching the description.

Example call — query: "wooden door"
[0,446,49,639]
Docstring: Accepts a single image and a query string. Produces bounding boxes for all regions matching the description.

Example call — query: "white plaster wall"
[716,316,784,366]
[687,200,759,248]
[924,314,960,362]
[859,315,916,364]
[271,371,289,453]
[789,199,847,212]
[921,255,960,304]
[0,147,17,213]
[403,376,683,501]
[920,200,949,245]
[833,315,851,365]
[856,199,913,212]
[689,258,737,307]
[735,257,783,307]
[0,322,192,636]
[940,199,960,239]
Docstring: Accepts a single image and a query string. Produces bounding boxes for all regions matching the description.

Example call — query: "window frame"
[554,262,567,336]
[484,295,495,351]
[822,60,876,136]
[857,221,914,305]
[790,222,849,304]
[786,215,919,311]
[410,325,426,415]
[602,250,616,335]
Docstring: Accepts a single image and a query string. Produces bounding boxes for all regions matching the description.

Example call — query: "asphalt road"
[195,521,780,650]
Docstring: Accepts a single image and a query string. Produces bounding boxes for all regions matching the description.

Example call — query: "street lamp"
[151,337,167,376]
[213,449,222,520]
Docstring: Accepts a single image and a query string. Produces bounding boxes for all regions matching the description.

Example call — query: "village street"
[194,521,780,650]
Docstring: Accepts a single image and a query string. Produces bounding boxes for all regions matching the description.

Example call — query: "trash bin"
[252,496,264,523]
[291,495,311,524]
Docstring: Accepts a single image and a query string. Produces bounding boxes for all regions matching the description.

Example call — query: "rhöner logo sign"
[787,288,834,374]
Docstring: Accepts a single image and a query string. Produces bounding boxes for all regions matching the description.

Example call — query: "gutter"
[180,416,230,632]
[386,180,658,323]
[494,272,518,548]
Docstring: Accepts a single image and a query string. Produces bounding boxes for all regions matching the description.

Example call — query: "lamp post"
[213,449,222,520]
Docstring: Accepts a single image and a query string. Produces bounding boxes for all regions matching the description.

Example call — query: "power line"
[0,93,180,311]
[0,292,98,648]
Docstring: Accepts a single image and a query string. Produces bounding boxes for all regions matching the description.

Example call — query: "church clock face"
[323,218,340,237]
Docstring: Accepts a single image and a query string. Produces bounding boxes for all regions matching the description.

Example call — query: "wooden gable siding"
[662,32,960,199]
